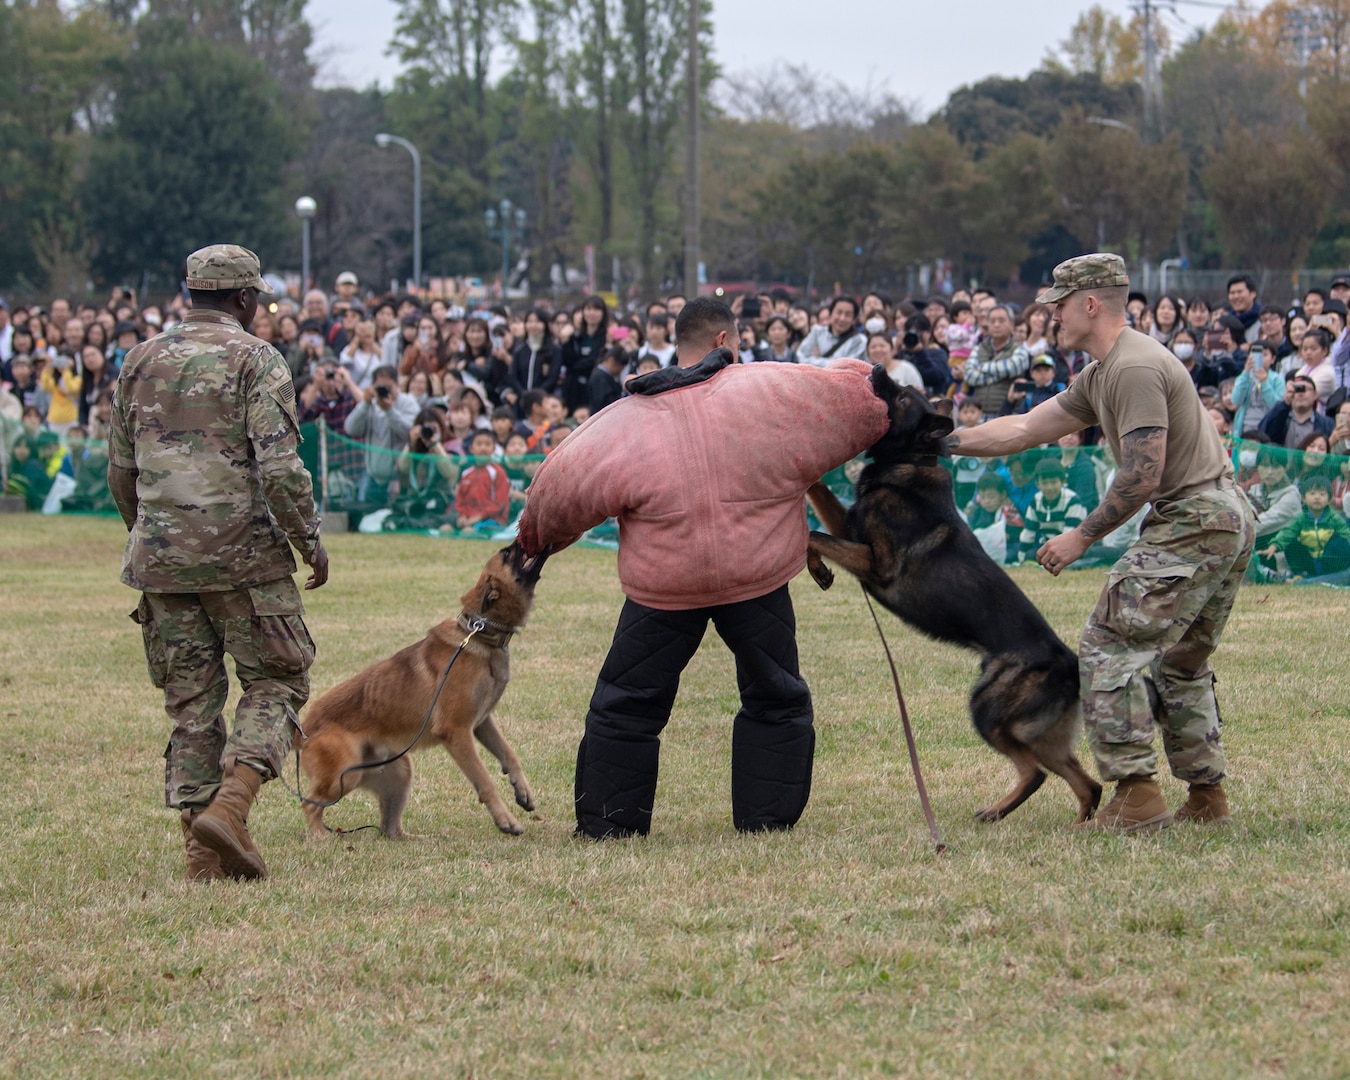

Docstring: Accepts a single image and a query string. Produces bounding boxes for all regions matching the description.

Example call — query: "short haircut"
[1034,459,1066,481]
[988,304,1014,320]
[829,295,859,318]
[949,300,972,318]
[491,405,516,421]
[1303,473,1332,494]
[469,429,496,448]
[673,297,736,349]
[1084,285,1128,312]
[371,365,399,383]
[1227,274,1258,293]
[520,388,547,414]
[905,313,932,334]
[646,312,670,332]
[976,473,1007,493]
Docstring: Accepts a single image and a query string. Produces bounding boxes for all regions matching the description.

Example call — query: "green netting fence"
[5,414,1347,585]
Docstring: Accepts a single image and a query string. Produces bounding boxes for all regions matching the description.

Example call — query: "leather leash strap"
[862,587,948,855]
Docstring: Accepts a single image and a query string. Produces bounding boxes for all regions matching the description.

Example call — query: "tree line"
[3,0,1350,301]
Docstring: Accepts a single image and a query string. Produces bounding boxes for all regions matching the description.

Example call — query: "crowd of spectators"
[2,271,1348,576]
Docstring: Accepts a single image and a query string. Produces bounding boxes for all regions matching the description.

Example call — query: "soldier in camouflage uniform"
[947,253,1255,832]
[109,244,329,881]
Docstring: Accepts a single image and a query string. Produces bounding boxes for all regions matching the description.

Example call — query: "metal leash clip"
[465,615,486,634]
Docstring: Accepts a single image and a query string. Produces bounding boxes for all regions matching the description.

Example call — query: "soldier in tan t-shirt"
[947,253,1255,833]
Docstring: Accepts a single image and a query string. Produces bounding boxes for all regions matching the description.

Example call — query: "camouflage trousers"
[132,577,315,809]
[1079,487,1255,784]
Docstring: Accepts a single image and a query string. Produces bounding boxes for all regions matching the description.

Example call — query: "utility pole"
[1134,0,1161,142]
[682,0,700,300]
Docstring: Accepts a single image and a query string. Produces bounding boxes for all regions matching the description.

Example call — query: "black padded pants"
[574,584,815,838]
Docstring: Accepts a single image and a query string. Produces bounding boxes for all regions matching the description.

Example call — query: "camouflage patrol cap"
[185,244,274,295]
[1035,252,1129,305]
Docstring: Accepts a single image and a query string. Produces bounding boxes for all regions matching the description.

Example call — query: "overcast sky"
[308,0,1225,118]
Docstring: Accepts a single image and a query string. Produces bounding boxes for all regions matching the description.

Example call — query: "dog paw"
[809,563,834,591]
[973,806,1004,823]
[513,787,536,812]
[496,815,525,836]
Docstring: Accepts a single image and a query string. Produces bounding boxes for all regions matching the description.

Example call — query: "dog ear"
[922,411,956,443]
[480,577,503,612]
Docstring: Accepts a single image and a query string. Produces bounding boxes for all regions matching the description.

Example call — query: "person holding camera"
[297,363,358,433]
[895,313,951,395]
[344,365,420,506]
[1003,355,1065,415]
[289,318,336,382]
[40,347,83,437]
[391,409,460,527]
[1230,340,1285,439]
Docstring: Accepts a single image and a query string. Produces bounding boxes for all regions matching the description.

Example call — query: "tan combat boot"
[1173,782,1232,825]
[1075,776,1173,834]
[190,762,268,880]
[179,808,225,882]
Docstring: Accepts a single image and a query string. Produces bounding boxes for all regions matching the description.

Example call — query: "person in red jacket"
[517,298,888,837]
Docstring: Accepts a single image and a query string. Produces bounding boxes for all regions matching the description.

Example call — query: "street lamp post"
[485,199,527,299]
[374,133,422,289]
[294,195,316,292]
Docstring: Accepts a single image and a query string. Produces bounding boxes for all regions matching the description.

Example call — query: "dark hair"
[674,297,736,349]
[764,315,790,334]
[524,307,553,341]
[646,312,670,332]
[1152,295,1185,328]
[1034,459,1066,481]
[1227,274,1258,293]
[1256,444,1288,467]
[829,295,859,318]
[520,388,547,415]
[1127,291,1149,307]
[581,295,611,332]
[1304,327,1333,354]
[1187,296,1211,312]
[770,287,793,304]
[905,313,932,334]
[1303,473,1332,493]
[491,405,516,421]
[598,344,627,368]
[371,365,398,384]
[949,300,972,318]
[976,473,1007,493]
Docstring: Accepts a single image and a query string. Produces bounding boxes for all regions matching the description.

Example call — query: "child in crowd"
[950,398,987,507]
[1019,459,1087,557]
[454,429,512,532]
[1258,475,1350,579]
[1056,429,1101,512]
[944,300,978,379]
[963,472,1016,563]
[489,405,516,451]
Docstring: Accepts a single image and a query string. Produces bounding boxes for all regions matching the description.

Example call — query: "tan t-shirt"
[1057,327,1233,501]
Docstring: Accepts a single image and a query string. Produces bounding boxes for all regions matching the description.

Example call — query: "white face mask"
[1173,343,1195,361]
[1238,449,1258,468]
[864,317,886,335]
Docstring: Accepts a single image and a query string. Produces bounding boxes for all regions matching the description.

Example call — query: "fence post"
[317,416,329,516]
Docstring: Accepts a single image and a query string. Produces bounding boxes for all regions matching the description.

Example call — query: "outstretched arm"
[1037,426,1166,575]
[944,397,1083,457]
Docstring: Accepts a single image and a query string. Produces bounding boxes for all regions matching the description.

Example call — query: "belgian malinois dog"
[806,369,1101,824]
[296,542,550,837]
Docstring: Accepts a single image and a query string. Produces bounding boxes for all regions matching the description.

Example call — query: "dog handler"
[109,245,329,881]
[517,298,888,837]
[946,253,1255,832]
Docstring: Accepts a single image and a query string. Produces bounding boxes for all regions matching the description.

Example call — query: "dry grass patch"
[2,515,1349,1077]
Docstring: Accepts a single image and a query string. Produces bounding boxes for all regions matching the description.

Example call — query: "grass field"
[2,515,1349,1078]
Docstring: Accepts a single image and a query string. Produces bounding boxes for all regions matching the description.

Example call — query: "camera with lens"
[741,296,762,319]
[419,423,436,441]
[324,367,337,379]
[375,384,390,400]
[901,330,920,350]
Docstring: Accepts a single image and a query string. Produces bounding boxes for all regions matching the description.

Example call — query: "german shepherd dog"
[296,542,550,837]
[806,369,1101,823]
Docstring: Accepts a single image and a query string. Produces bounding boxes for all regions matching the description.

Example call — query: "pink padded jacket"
[516,354,888,610]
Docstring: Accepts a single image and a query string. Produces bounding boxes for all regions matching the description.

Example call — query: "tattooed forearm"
[1078,426,1165,542]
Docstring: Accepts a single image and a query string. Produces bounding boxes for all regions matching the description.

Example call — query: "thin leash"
[860,586,948,855]
[281,617,486,835]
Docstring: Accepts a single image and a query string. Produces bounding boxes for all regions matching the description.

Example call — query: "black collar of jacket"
[627,347,733,396]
